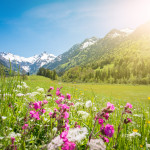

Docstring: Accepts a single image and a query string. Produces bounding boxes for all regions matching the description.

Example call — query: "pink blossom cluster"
[29,100,48,120]
[49,87,74,122]
[22,124,28,130]
[124,103,133,124]
[10,137,17,150]
[60,125,76,150]
[47,86,54,96]
[49,87,76,149]
[95,102,115,143]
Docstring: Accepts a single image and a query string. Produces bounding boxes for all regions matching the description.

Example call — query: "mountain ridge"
[0,51,56,74]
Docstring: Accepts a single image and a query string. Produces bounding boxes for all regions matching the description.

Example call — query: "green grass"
[0,75,150,150]
[26,75,150,103]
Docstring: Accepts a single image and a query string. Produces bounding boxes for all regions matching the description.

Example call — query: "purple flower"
[98,118,104,125]
[104,124,114,137]
[126,103,132,109]
[107,102,115,110]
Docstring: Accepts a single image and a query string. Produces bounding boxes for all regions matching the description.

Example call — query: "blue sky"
[0,0,150,57]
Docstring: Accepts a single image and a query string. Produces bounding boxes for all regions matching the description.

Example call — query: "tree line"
[37,68,57,80]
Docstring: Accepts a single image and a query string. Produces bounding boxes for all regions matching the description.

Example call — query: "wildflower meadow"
[0,75,150,150]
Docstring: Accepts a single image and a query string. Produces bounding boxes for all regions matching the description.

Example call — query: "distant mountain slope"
[0,52,56,74]
[44,37,99,74]
[61,21,150,84]
[45,29,133,75]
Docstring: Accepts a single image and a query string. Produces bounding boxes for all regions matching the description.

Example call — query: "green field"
[0,75,150,149]
[26,75,150,104]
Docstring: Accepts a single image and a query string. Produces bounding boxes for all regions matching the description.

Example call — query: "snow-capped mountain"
[0,52,56,73]
[44,37,99,72]
[106,28,134,38]
[120,28,134,34]
[81,37,99,49]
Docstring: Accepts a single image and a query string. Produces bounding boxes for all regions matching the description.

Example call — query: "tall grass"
[0,74,150,149]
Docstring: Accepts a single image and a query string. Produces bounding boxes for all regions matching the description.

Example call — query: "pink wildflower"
[104,124,114,137]
[54,108,58,112]
[65,123,70,131]
[11,137,15,144]
[65,119,69,124]
[127,118,132,122]
[55,100,60,104]
[100,124,104,131]
[64,111,69,119]
[98,118,104,125]
[40,109,46,114]
[33,101,41,110]
[56,90,60,96]
[61,95,65,99]
[50,87,54,90]
[66,93,71,100]
[34,112,40,120]
[60,131,68,139]
[22,124,28,130]
[55,97,64,104]
[107,102,115,110]
[49,112,53,117]
[30,110,40,120]
[126,103,132,109]
[59,104,70,110]
[103,113,109,120]
[43,100,48,104]
[30,110,36,118]
[75,122,81,128]
[62,141,76,150]
[104,137,109,143]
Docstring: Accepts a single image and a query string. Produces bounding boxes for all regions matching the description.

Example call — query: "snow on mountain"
[0,52,56,73]
[111,32,121,38]
[22,66,30,72]
[107,28,134,39]
[120,28,134,34]
[1,52,38,64]
[81,37,98,49]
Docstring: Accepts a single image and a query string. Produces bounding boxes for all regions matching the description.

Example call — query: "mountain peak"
[106,28,134,39]
[120,28,134,34]
[81,37,99,49]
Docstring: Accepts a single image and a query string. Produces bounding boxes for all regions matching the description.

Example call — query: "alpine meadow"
[0,0,150,150]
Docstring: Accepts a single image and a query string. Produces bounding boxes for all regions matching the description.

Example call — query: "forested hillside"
[62,22,150,84]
